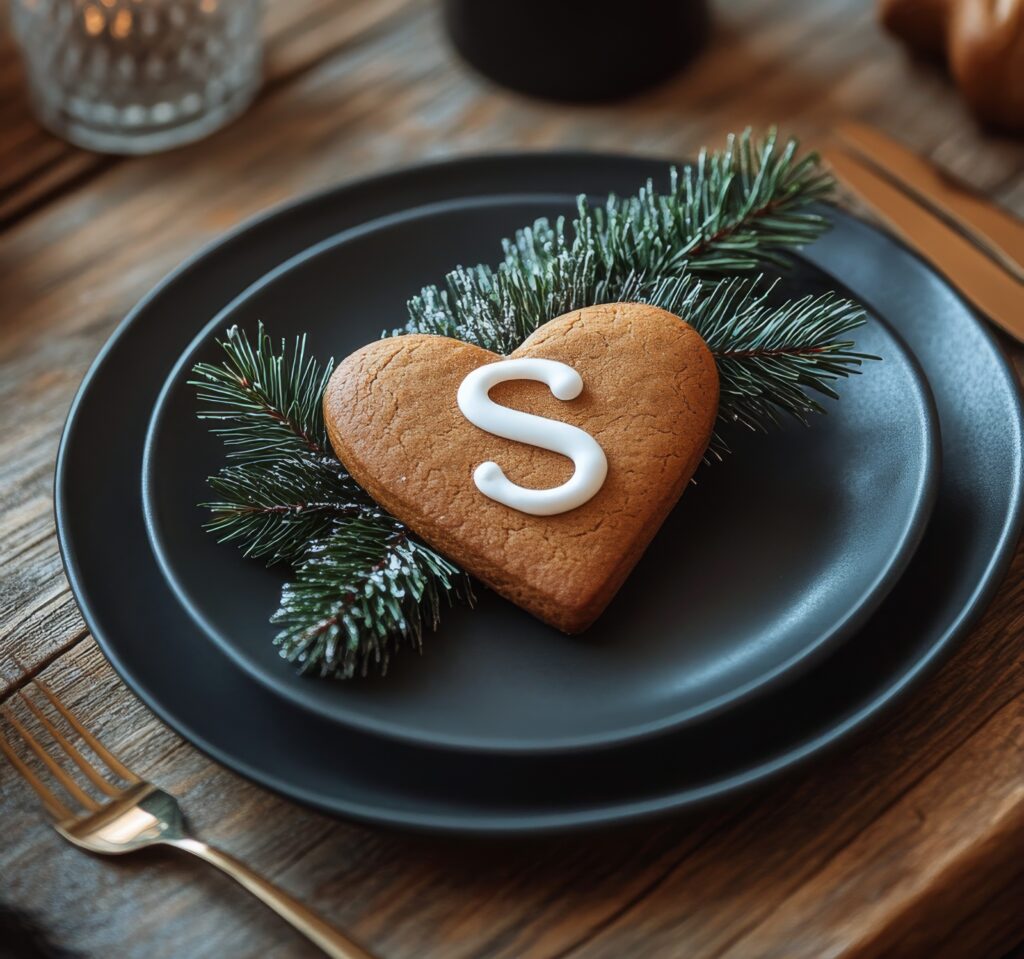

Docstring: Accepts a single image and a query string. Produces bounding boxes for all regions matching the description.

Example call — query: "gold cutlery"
[836,122,1024,282]
[822,125,1024,344]
[0,679,376,959]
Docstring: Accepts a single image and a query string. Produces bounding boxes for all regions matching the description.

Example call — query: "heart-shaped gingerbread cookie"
[324,303,719,633]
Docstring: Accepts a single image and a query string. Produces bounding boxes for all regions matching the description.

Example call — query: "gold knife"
[823,147,1024,344]
[836,122,1024,283]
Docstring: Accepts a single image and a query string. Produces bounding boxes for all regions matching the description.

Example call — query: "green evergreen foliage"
[190,325,473,678]
[193,130,873,678]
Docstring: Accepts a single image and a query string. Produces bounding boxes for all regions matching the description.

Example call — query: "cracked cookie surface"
[324,303,719,633]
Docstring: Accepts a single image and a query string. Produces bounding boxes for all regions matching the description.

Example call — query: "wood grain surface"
[1,1,1023,957]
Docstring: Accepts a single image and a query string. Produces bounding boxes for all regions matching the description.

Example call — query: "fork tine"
[3,709,100,812]
[21,690,122,798]
[34,678,139,784]
[0,726,76,820]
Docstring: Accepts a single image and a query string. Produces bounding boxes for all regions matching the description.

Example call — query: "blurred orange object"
[880,0,1024,131]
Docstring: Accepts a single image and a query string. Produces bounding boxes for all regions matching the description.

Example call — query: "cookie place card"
[324,303,719,633]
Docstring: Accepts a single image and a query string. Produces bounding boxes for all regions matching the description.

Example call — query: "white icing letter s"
[456,358,608,516]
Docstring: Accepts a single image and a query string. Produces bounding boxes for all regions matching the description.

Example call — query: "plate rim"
[53,151,1024,833]
[139,191,941,754]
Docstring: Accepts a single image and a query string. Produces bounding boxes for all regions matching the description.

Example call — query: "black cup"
[443,0,710,102]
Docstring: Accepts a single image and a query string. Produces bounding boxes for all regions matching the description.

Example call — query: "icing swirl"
[456,358,608,516]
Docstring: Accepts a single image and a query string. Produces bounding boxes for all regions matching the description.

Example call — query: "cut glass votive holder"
[11,0,263,154]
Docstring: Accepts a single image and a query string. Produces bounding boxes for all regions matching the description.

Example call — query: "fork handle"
[170,837,377,959]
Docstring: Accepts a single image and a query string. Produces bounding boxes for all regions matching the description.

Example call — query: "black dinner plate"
[56,154,1023,834]
[142,195,938,753]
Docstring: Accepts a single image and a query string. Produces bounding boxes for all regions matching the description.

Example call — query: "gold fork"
[0,678,375,959]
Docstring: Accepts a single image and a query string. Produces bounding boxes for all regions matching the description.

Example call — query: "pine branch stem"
[714,344,836,359]
[214,501,365,517]
[300,530,413,643]
[687,193,789,259]
[231,373,327,456]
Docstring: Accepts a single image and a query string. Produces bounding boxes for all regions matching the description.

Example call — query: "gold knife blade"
[823,148,1024,343]
[836,122,1024,283]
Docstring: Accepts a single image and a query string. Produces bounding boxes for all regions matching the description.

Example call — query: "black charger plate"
[56,154,1024,833]
[142,196,938,753]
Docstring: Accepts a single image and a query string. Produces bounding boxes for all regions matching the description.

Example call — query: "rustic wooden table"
[2,1,1023,957]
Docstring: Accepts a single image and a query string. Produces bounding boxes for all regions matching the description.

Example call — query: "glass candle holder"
[11,0,263,154]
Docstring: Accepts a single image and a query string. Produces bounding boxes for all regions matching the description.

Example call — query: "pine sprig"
[402,128,834,354]
[698,280,871,420]
[201,461,376,564]
[681,276,870,456]
[195,129,875,679]
[191,322,336,468]
[272,521,471,678]
[190,324,379,548]
[190,326,470,677]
